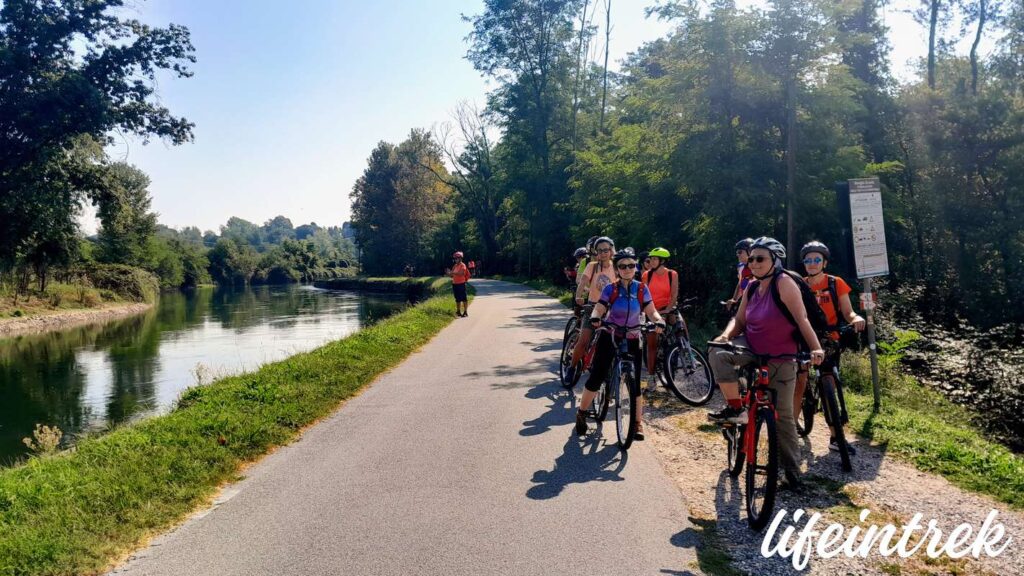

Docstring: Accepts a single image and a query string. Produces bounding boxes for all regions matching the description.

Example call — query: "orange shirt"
[806,274,851,329]
[451,262,470,285]
[642,268,676,310]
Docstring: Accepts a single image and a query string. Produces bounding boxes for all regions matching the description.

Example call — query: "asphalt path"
[111,280,703,576]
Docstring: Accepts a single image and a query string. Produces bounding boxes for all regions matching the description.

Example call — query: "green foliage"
[84,264,160,304]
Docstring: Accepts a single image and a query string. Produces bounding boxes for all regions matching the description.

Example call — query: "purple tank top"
[745,283,798,357]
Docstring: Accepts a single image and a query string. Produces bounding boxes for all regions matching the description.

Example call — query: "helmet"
[649,247,670,259]
[750,236,786,262]
[586,235,600,252]
[800,241,830,261]
[452,251,464,259]
[735,238,754,252]
[573,247,588,258]
[612,247,637,265]
[593,236,615,250]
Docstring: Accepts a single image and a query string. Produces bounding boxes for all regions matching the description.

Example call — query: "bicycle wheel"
[821,375,852,472]
[746,407,779,531]
[664,344,714,405]
[593,372,612,421]
[559,330,580,388]
[614,368,638,450]
[795,381,817,437]
[723,425,745,477]
[563,315,579,344]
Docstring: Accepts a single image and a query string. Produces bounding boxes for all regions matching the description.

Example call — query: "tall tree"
[95,163,158,268]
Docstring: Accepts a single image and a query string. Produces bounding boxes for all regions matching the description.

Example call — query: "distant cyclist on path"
[447,251,471,317]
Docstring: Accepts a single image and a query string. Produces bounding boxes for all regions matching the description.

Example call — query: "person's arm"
[575,262,594,304]
[778,275,824,364]
[643,300,665,333]
[589,302,608,325]
[839,293,865,331]
[667,270,679,312]
[717,288,749,341]
[464,264,471,281]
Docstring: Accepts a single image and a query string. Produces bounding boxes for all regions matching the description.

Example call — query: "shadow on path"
[527,432,627,500]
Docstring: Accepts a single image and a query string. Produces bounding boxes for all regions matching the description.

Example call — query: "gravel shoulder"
[645,389,1024,576]
[0,302,153,339]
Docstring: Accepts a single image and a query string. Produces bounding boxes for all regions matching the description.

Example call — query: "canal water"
[0,284,408,465]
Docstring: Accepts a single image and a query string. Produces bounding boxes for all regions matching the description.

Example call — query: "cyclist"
[447,251,471,317]
[708,237,824,489]
[575,248,665,440]
[567,236,617,382]
[566,246,588,290]
[794,240,866,455]
[641,247,679,392]
[723,238,754,314]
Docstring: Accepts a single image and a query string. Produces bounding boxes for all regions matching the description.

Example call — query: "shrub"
[80,264,160,303]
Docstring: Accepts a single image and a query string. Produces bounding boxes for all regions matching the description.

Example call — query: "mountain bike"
[560,304,593,389]
[653,299,714,405]
[708,341,809,531]
[795,325,855,472]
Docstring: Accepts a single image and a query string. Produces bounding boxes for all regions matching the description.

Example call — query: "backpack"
[606,280,649,308]
[745,269,829,349]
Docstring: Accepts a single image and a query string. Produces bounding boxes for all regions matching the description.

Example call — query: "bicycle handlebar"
[706,340,810,362]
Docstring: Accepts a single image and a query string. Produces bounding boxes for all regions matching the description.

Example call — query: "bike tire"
[563,315,579,345]
[821,375,852,472]
[615,369,638,450]
[795,382,817,437]
[723,425,745,477]
[559,331,580,388]
[593,374,611,421]
[746,408,778,531]
[664,345,715,406]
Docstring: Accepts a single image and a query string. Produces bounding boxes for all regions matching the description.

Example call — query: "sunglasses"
[616,263,636,270]
[747,255,770,264]
[597,248,613,254]
[803,257,823,265]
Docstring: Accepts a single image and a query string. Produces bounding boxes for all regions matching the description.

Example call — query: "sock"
[727,398,742,409]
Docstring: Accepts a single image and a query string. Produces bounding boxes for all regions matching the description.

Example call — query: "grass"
[0,284,123,320]
[0,277,457,576]
[840,337,1024,510]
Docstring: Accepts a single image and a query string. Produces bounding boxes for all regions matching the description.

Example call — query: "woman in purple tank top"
[707,237,824,488]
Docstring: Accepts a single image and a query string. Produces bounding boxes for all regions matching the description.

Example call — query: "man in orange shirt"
[447,251,471,317]
[794,241,865,454]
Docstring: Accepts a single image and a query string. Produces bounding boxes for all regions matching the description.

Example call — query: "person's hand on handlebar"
[713,333,729,343]
[810,348,825,366]
[655,321,665,335]
[589,316,602,327]
[851,315,866,332]
[576,296,586,307]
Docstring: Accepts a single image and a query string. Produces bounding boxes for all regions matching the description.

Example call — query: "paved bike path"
[111,280,703,576]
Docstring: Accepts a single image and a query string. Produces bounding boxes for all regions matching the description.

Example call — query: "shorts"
[452,283,468,302]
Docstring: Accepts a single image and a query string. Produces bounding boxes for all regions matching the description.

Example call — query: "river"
[0,284,409,465]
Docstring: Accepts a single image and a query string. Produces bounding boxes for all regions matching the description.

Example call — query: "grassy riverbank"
[511,277,1024,509]
[0,277,457,575]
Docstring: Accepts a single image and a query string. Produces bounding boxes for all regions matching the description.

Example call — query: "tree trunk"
[928,0,940,89]
[599,0,611,133]
[571,0,590,150]
[785,78,797,269]
[970,0,986,95]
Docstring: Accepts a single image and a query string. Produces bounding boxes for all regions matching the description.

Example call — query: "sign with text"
[848,177,889,278]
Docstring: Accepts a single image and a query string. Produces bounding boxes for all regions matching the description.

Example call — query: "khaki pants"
[709,336,801,476]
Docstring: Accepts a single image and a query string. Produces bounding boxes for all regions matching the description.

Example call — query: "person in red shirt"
[447,251,471,317]
[794,240,865,454]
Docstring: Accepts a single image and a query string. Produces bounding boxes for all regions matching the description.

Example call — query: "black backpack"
[745,269,830,349]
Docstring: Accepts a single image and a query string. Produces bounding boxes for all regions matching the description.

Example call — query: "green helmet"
[648,247,670,259]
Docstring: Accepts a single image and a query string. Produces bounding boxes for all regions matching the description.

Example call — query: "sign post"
[848,177,888,411]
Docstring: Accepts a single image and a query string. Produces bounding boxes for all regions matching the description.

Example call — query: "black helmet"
[750,236,786,262]
[735,238,754,252]
[612,247,637,265]
[573,247,588,259]
[586,235,600,252]
[800,240,830,261]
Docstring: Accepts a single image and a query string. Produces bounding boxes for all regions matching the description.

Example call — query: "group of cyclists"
[563,234,865,492]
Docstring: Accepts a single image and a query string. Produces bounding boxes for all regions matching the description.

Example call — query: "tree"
[261,215,296,245]
[95,163,158,268]
[0,0,194,280]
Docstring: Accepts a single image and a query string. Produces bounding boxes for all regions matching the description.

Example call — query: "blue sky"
[90,1,977,234]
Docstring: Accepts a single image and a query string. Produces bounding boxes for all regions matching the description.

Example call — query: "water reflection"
[0,285,407,465]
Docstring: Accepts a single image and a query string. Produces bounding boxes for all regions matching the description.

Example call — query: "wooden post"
[863,276,881,411]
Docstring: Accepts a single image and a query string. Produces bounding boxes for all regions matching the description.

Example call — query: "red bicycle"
[708,341,809,531]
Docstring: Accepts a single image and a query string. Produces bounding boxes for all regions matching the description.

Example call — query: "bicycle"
[652,299,714,405]
[559,304,591,389]
[707,341,809,531]
[794,325,855,472]
[585,320,651,450]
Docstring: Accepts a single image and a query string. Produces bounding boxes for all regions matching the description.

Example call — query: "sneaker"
[708,406,747,425]
[829,437,857,456]
[646,374,658,393]
[634,422,645,441]
[463,310,469,317]
[780,470,803,492]
[575,410,588,436]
